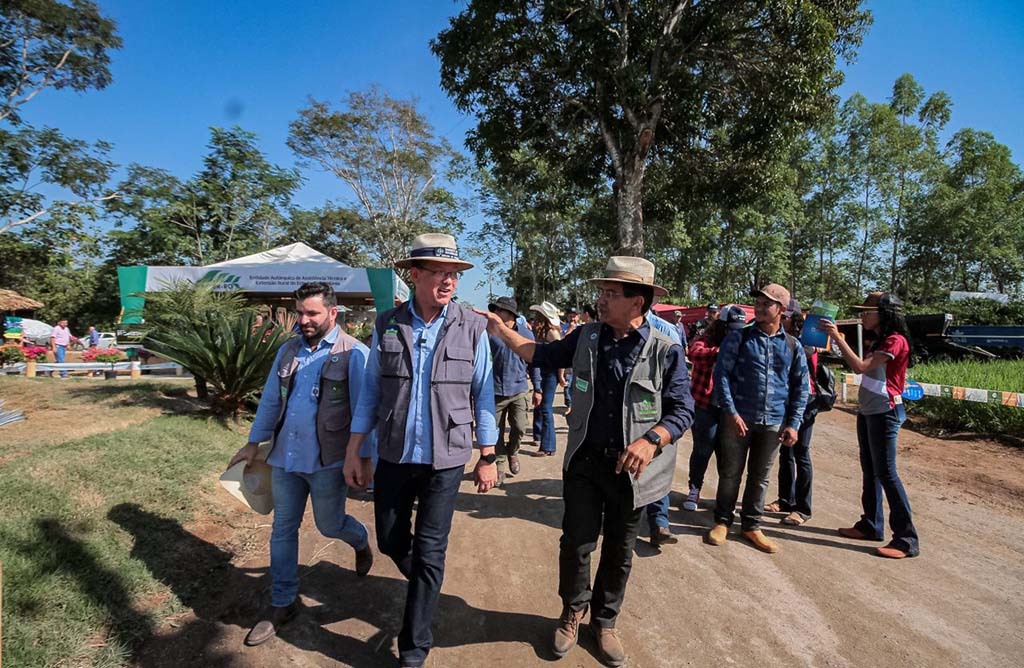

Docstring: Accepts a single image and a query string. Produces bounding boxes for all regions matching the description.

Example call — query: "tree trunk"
[616,158,646,255]
[194,375,209,400]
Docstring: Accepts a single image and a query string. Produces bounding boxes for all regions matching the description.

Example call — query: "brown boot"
[650,526,678,547]
[705,523,728,546]
[244,601,298,646]
[509,454,521,475]
[591,624,626,667]
[743,529,779,554]
[552,605,587,657]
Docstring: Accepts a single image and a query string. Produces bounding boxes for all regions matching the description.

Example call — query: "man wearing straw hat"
[344,233,498,668]
[229,282,375,647]
[480,256,693,667]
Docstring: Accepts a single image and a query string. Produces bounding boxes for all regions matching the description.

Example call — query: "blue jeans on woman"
[688,405,720,490]
[533,369,558,453]
[270,466,369,607]
[854,405,919,555]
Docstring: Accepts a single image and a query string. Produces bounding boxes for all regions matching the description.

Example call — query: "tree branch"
[0,192,121,234]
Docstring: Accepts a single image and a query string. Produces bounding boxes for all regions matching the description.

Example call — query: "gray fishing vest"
[268,331,359,467]
[373,300,486,469]
[565,322,678,509]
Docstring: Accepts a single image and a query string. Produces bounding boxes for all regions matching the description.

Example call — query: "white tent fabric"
[142,242,409,302]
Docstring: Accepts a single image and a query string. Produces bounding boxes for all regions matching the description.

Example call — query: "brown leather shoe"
[650,526,678,547]
[590,624,626,667]
[244,601,298,646]
[877,543,919,559]
[552,605,587,657]
[705,523,728,546]
[355,544,373,577]
[509,454,521,475]
[743,529,779,554]
[838,526,883,541]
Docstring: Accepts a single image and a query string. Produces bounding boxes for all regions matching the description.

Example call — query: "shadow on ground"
[95,503,555,666]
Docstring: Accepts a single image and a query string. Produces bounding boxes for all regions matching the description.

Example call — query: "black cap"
[488,296,519,316]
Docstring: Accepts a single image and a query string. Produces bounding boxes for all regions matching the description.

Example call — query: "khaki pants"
[495,391,531,474]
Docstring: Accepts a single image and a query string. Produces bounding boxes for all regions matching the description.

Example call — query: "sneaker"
[682,485,700,511]
[552,605,588,657]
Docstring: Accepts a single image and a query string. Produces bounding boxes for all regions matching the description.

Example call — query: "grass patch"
[0,378,246,667]
[906,359,1024,439]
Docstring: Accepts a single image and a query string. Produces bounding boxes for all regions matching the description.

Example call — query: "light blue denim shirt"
[713,324,809,430]
[647,311,682,346]
[248,325,376,473]
[351,301,498,464]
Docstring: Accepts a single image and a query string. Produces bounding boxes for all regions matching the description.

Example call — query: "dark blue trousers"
[374,459,463,666]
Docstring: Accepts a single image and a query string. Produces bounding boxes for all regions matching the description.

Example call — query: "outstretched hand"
[472,308,507,337]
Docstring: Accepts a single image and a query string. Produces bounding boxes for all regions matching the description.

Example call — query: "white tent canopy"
[137,242,409,303]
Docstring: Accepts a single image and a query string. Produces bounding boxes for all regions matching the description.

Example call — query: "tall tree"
[288,87,468,267]
[108,127,302,265]
[0,0,121,233]
[433,0,870,254]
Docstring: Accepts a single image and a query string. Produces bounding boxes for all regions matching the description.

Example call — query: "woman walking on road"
[530,302,564,456]
[820,292,920,559]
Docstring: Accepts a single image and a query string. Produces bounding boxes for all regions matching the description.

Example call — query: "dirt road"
[135,403,1024,667]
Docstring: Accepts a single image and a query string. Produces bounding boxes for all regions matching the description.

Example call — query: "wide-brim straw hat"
[219,444,274,515]
[394,233,474,271]
[529,301,562,327]
[588,256,668,297]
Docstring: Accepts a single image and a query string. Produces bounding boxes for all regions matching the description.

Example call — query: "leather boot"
[244,601,298,646]
[705,523,728,546]
[552,605,587,657]
[650,526,678,547]
[743,529,779,554]
[591,624,626,667]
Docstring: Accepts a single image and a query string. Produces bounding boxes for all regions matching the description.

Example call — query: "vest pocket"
[380,337,409,377]
[447,405,473,451]
[441,346,474,383]
[629,378,661,424]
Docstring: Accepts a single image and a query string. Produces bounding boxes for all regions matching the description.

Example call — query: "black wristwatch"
[479,453,497,465]
[641,429,662,448]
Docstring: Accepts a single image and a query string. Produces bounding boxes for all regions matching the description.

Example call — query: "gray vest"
[565,322,677,509]
[373,300,486,469]
[268,331,359,467]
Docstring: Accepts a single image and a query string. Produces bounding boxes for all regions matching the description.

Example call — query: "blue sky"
[24,0,1024,307]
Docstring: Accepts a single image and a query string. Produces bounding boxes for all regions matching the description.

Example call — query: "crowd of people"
[229,232,919,667]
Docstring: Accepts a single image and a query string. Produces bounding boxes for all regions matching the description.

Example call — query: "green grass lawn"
[0,377,246,667]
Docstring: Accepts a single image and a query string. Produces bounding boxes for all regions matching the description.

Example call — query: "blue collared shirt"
[248,325,376,473]
[490,320,538,396]
[647,312,682,346]
[713,325,809,430]
[351,301,498,464]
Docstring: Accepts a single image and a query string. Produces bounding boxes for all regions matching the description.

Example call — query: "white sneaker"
[682,486,700,511]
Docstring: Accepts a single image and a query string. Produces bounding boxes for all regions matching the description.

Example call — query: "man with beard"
[231,282,375,647]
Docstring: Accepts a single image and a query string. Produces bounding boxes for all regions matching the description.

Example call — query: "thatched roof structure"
[0,289,44,311]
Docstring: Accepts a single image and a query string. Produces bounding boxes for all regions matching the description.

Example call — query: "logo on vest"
[636,392,658,421]
[575,377,590,392]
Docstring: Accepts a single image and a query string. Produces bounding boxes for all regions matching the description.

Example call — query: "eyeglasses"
[595,289,626,300]
[417,267,463,281]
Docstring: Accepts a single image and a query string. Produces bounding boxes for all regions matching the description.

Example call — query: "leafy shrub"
[82,347,125,365]
[907,298,1024,326]
[0,345,26,365]
[145,311,292,415]
[22,345,48,361]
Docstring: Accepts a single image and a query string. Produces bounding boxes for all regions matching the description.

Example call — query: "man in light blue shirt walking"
[344,233,497,668]
[229,282,374,647]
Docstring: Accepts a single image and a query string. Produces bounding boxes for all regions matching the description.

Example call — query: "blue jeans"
[55,344,67,377]
[645,493,670,532]
[564,372,573,409]
[855,406,919,554]
[533,370,558,453]
[777,421,814,518]
[688,405,720,489]
[269,466,368,607]
[374,459,463,666]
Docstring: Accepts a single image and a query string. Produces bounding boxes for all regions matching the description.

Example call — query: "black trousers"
[559,449,643,628]
[374,459,463,666]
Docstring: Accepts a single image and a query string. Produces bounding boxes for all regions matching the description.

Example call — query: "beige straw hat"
[588,256,668,297]
[219,444,274,515]
[394,233,474,271]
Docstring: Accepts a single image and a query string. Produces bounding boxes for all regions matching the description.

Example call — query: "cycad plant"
[146,310,291,415]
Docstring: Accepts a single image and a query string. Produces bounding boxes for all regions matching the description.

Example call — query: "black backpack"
[812,361,837,413]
